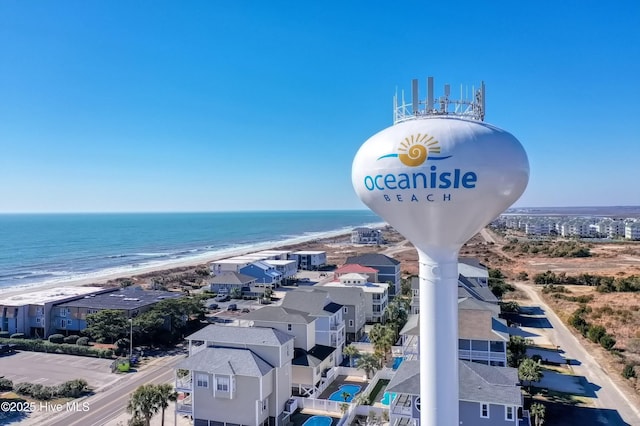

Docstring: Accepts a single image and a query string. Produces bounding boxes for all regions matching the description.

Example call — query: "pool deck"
[290,411,341,426]
[317,374,368,400]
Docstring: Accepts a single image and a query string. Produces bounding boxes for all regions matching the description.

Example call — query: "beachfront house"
[350,227,384,245]
[0,287,109,339]
[333,263,379,283]
[209,271,257,295]
[51,287,182,335]
[176,324,295,426]
[320,273,389,323]
[239,261,283,288]
[345,253,401,298]
[263,259,298,283]
[386,360,525,426]
[289,251,327,271]
[210,259,251,274]
[239,304,339,397]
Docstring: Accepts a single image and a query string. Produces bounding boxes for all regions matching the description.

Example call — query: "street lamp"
[129,318,133,363]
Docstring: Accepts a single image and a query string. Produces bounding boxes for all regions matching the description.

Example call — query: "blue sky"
[1,1,638,213]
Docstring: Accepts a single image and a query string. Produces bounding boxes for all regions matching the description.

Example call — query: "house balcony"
[458,349,506,365]
[329,322,344,331]
[175,394,192,414]
[176,372,192,391]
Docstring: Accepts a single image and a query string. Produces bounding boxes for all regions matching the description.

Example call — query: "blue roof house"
[240,261,283,288]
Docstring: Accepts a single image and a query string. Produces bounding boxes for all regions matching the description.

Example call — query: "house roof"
[281,290,342,317]
[458,297,500,316]
[345,253,400,267]
[241,306,314,324]
[312,286,364,307]
[400,312,508,341]
[334,264,379,274]
[339,273,369,281]
[176,347,273,377]
[458,258,489,279]
[186,324,294,346]
[292,344,335,367]
[210,271,257,285]
[385,360,521,406]
[55,287,182,310]
[458,274,498,303]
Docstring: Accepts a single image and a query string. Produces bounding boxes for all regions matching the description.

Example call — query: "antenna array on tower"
[393,77,485,124]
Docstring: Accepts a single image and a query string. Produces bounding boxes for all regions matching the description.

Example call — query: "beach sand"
[0,225,418,300]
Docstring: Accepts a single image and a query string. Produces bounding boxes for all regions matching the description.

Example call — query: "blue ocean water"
[0,211,381,291]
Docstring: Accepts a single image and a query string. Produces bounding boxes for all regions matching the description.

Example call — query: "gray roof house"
[308,286,366,343]
[345,253,401,297]
[176,324,295,426]
[386,360,525,426]
[209,271,257,294]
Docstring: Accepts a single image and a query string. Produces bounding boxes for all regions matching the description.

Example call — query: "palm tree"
[356,353,380,379]
[353,393,370,406]
[341,391,351,402]
[369,324,395,363]
[530,402,546,426]
[126,384,160,426]
[154,383,178,426]
[518,358,543,394]
[339,402,349,416]
[343,344,360,367]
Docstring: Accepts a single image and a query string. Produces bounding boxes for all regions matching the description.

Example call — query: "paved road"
[515,282,640,424]
[31,354,186,426]
[479,228,497,244]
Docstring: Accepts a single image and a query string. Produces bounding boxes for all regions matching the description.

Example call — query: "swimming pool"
[328,384,361,402]
[380,391,397,405]
[302,416,333,426]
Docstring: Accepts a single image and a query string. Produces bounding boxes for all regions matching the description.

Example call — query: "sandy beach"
[0,224,403,300]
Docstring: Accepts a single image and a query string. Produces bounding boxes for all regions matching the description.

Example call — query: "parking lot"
[0,351,118,389]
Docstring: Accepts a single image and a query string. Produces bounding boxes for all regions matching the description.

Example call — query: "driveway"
[514,282,640,424]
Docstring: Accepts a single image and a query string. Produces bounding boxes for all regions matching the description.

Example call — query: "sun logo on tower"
[377,133,451,166]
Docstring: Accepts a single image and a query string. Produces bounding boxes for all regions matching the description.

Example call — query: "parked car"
[227,303,238,311]
[215,294,230,302]
[208,303,219,310]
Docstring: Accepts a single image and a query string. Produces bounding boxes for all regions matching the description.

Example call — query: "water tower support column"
[418,249,459,426]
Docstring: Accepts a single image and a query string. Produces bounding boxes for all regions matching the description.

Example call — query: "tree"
[154,383,178,426]
[340,402,349,416]
[369,324,395,362]
[507,336,529,367]
[384,300,408,337]
[341,391,351,402]
[86,309,129,343]
[343,344,360,368]
[530,402,546,426]
[230,287,242,299]
[353,393,370,406]
[356,353,380,379]
[127,384,160,426]
[518,358,543,393]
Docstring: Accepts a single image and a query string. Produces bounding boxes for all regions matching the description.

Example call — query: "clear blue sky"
[1,1,638,213]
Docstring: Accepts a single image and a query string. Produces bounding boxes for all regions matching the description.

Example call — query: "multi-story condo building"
[289,251,327,271]
[626,222,640,240]
[320,273,389,323]
[345,253,401,298]
[0,286,108,338]
[176,324,295,426]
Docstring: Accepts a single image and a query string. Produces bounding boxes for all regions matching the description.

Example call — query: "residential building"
[345,253,401,298]
[263,259,298,282]
[626,222,640,240]
[458,258,489,287]
[240,261,283,287]
[386,360,525,426]
[351,227,384,245]
[240,304,339,398]
[176,324,295,426]
[253,250,293,260]
[52,287,182,335]
[320,273,389,323]
[289,251,327,271]
[309,286,366,343]
[333,263,379,283]
[209,271,257,295]
[0,286,108,338]
[210,259,251,274]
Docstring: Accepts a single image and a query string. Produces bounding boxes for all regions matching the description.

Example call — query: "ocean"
[0,210,382,292]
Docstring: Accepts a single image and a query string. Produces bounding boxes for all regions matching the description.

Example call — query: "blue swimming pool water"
[392,357,403,370]
[302,416,333,426]
[328,384,361,402]
[381,391,396,405]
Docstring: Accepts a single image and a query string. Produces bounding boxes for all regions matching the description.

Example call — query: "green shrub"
[14,382,34,395]
[587,325,607,343]
[10,333,25,339]
[76,336,90,346]
[63,335,80,344]
[622,364,637,379]
[599,334,616,350]
[49,334,65,344]
[0,337,112,358]
[0,377,13,391]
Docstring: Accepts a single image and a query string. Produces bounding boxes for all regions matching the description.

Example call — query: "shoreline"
[0,222,387,299]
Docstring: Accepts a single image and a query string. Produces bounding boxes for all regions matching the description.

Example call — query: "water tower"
[352,77,529,426]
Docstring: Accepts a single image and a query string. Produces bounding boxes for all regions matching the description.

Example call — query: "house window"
[262,398,268,412]
[287,324,292,331]
[480,403,489,418]
[505,406,514,420]
[349,320,354,327]
[216,376,230,392]
[343,307,348,313]
[60,309,67,317]
[36,317,41,324]
[196,374,209,388]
